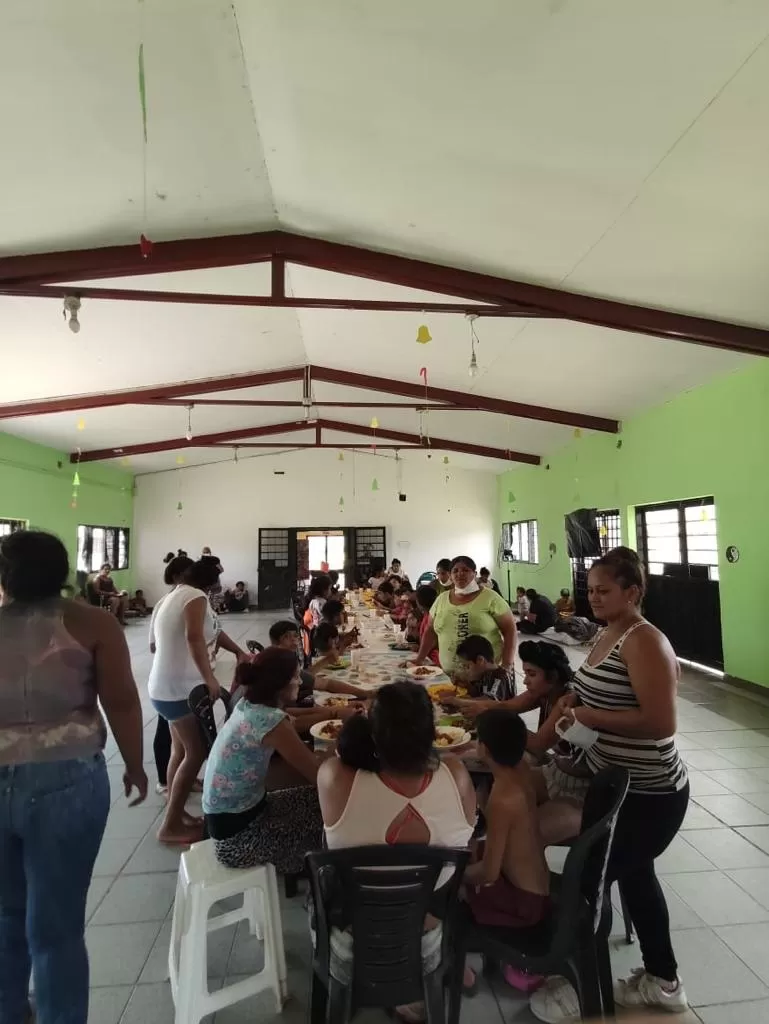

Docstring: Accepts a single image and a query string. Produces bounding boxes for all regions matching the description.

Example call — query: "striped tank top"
[572,621,687,795]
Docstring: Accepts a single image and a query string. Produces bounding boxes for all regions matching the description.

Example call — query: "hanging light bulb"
[185,405,194,442]
[468,351,479,377]
[466,313,479,377]
[63,295,81,334]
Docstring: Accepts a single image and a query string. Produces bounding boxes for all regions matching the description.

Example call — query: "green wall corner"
[497,360,769,688]
[0,432,135,591]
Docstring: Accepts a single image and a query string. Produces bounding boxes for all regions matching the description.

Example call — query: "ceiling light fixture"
[185,404,194,442]
[63,295,81,334]
[466,313,479,378]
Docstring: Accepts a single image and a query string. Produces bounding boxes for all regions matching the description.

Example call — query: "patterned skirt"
[212,785,323,875]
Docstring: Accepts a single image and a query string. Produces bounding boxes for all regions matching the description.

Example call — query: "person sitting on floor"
[518,588,557,635]
[463,709,550,937]
[203,649,325,874]
[478,567,502,595]
[515,585,530,618]
[224,581,249,613]
[554,588,575,618]
[447,635,516,713]
[91,564,128,625]
[316,682,477,1013]
[129,589,149,617]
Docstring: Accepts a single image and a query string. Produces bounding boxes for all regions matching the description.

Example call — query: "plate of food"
[326,658,351,671]
[310,719,345,745]
[388,641,414,651]
[433,726,472,750]
[426,682,456,703]
[322,695,355,708]
[406,665,444,680]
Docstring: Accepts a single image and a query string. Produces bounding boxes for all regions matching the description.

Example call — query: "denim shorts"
[151,697,192,722]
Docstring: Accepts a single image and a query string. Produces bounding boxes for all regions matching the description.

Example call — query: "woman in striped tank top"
[531,548,689,1022]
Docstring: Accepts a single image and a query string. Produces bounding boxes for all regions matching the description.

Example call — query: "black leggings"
[153,716,172,787]
[608,783,689,982]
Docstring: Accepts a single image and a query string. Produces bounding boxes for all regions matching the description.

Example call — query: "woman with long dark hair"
[531,547,689,1020]
[0,531,146,1023]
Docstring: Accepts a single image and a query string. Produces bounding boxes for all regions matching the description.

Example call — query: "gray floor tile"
[690,730,769,749]
[656,835,715,874]
[90,872,177,925]
[140,920,239,984]
[87,985,132,1024]
[676,734,704,750]
[698,998,769,1023]
[664,871,769,926]
[138,921,173,984]
[717,922,769,986]
[696,795,769,827]
[719,748,769,769]
[86,875,115,923]
[87,921,163,986]
[686,750,743,772]
[92,837,140,877]
[744,791,769,814]
[103,805,163,840]
[122,833,185,874]
[688,770,731,797]
[703,769,769,794]
[212,985,308,1024]
[119,981,181,1024]
[727,868,769,912]
[682,803,727,830]
[684,829,769,870]
[737,826,769,855]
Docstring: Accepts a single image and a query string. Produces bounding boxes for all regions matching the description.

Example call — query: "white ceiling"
[2,0,768,473]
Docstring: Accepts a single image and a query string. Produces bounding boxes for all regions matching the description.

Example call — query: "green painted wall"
[0,432,135,591]
[497,360,769,688]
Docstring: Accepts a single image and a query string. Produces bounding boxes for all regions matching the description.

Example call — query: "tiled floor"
[86,612,769,1023]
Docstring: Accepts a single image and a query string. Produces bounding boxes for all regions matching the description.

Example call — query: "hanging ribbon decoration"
[418,367,431,452]
[370,416,379,453]
[137,4,153,259]
[71,448,82,509]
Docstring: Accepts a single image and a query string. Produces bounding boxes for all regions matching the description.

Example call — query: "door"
[636,498,723,669]
[570,510,621,618]
[257,529,294,610]
[348,527,387,587]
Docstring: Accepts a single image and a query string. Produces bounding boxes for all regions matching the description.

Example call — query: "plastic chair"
[448,767,629,1024]
[168,839,287,1024]
[306,844,469,1024]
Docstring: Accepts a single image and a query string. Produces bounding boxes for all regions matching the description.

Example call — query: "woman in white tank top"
[317,682,476,1017]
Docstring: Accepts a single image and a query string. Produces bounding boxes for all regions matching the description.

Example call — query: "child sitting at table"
[463,708,550,931]
[448,635,516,712]
[320,599,358,650]
[373,579,396,611]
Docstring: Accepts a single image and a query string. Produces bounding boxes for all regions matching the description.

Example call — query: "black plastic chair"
[448,767,629,1024]
[306,844,469,1024]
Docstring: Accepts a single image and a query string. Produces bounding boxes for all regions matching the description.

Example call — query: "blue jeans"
[0,754,110,1024]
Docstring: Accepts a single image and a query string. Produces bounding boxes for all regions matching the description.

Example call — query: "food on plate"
[413,666,434,677]
[319,720,343,741]
[427,683,456,704]
[324,696,352,708]
[433,727,468,749]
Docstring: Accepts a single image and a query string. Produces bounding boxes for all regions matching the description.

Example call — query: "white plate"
[309,719,344,744]
[433,727,472,751]
[405,665,444,680]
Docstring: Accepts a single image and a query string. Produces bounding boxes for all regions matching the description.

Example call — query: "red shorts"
[466,876,550,928]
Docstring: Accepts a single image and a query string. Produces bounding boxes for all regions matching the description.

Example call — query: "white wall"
[133,450,497,604]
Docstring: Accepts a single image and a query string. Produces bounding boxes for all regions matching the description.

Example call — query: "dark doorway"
[257,529,295,611]
[635,498,723,670]
[570,510,621,618]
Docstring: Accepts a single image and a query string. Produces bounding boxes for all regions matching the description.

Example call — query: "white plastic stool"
[168,839,287,1024]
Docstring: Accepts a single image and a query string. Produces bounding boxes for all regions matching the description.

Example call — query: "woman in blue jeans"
[0,530,147,1024]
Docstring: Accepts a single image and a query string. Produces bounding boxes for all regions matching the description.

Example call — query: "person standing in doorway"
[0,530,146,1024]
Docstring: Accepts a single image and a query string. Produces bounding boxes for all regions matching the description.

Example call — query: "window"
[502,520,539,564]
[0,518,26,538]
[636,498,719,580]
[569,509,621,575]
[77,525,130,573]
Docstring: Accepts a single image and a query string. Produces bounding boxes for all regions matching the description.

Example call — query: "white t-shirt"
[148,584,218,701]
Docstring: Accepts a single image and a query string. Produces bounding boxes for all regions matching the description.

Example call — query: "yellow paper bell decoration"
[76,418,86,431]
[120,457,131,467]
[573,428,582,439]
[371,478,379,492]
[442,455,449,465]
[338,451,344,461]
[72,471,80,487]
[339,495,344,506]
[416,325,431,345]
[599,525,607,538]
[176,455,185,465]
[370,417,379,430]
[700,506,708,521]
[177,501,183,512]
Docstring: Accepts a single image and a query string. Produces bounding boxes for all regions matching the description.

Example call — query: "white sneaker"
[155,783,168,795]
[529,976,580,1024]
[614,968,689,1013]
